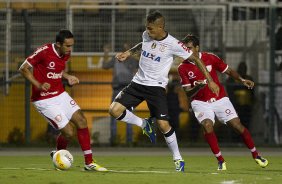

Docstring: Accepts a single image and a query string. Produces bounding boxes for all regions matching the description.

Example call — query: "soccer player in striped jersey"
[178,34,268,170]
[109,11,219,172]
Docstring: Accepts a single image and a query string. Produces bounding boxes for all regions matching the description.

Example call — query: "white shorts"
[191,97,238,125]
[33,92,80,130]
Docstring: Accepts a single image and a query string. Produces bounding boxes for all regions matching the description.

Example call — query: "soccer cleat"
[217,161,227,171]
[84,161,108,172]
[50,150,62,171]
[50,150,56,159]
[174,159,185,172]
[255,156,268,168]
[142,118,156,143]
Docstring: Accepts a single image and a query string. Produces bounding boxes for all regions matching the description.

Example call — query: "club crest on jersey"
[151,42,157,49]
[47,61,55,70]
[141,50,161,62]
[206,65,212,72]
[159,44,167,52]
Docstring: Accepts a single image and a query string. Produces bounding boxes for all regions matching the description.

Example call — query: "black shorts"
[114,82,169,120]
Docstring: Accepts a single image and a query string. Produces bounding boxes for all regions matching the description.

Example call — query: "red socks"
[241,128,259,158]
[77,128,93,164]
[204,132,224,162]
[204,128,259,162]
[56,134,68,150]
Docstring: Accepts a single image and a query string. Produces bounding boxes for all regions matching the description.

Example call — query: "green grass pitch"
[0,149,281,184]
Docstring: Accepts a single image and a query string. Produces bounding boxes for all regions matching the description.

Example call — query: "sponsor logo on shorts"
[225,109,233,116]
[70,100,76,106]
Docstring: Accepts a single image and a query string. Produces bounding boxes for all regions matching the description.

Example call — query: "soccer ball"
[52,150,73,170]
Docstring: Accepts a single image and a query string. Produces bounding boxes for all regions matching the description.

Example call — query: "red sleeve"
[26,45,49,66]
[178,63,191,87]
[210,53,228,73]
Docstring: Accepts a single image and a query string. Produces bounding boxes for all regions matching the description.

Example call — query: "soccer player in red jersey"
[178,34,268,170]
[19,29,107,171]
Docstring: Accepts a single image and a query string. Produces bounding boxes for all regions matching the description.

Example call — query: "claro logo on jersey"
[47,61,55,70]
[141,50,161,62]
[47,71,63,79]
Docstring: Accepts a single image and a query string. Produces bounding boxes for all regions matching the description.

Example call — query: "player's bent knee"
[109,103,124,118]
[202,121,214,133]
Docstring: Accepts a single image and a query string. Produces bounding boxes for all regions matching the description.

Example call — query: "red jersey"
[26,43,70,101]
[178,52,228,102]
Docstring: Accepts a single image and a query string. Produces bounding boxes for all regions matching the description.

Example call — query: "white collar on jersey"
[52,43,62,58]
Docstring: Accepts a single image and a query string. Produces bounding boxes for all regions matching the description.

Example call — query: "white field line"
[108,169,172,174]
[0,167,172,174]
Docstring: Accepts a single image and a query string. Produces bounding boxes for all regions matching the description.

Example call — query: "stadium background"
[0,0,282,147]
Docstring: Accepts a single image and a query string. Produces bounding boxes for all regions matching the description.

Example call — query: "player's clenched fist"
[39,82,50,91]
[67,75,79,86]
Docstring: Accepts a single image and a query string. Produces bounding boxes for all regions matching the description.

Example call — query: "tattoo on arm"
[128,42,142,55]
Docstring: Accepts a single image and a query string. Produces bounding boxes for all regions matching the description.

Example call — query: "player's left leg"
[57,92,107,171]
[227,117,268,168]
[145,86,184,172]
[201,119,226,171]
[156,119,184,172]
[71,110,107,171]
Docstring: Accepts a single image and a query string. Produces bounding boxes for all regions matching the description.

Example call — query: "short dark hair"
[56,29,74,44]
[146,11,164,23]
[181,34,200,47]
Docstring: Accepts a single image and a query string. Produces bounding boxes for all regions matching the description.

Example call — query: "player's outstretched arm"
[188,54,219,96]
[115,42,142,62]
[225,67,255,89]
[19,61,50,91]
[225,68,255,89]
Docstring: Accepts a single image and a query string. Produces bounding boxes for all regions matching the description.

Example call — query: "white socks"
[117,109,144,128]
[164,130,182,160]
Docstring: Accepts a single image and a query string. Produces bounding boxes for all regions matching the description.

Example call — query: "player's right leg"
[70,110,107,172]
[110,83,156,143]
[202,120,226,171]
[191,100,226,170]
[51,92,107,172]
[156,119,184,172]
